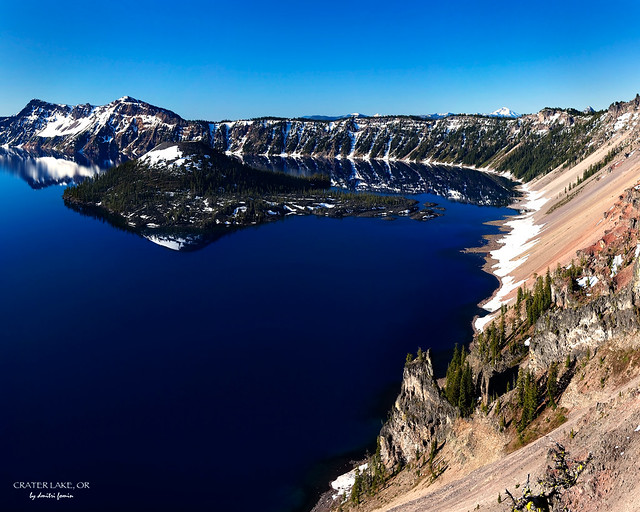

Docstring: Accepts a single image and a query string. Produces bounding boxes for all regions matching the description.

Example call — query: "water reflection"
[0,147,104,189]
[238,155,517,207]
[0,147,517,208]
[0,148,518,251]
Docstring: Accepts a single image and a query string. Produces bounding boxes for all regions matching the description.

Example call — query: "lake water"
[0,151,514,511]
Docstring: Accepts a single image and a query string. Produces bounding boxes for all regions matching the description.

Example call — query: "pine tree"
[458,362,473,416]
[544,269,552,307]
[517,368,525,408]
[517,286,524,312]
[547,362,558,409]
[445,345,475,416]
[445,345,461,405]
[519,371,538,430]
[351,468,362,504]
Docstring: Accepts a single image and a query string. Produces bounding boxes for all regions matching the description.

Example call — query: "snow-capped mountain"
[0,96,209,163]
[2,94,639,172]
[488,107,520,118]
[301,113,369,121]
[418,113,455,120]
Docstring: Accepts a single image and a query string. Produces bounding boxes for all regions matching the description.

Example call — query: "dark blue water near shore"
[0,162,511,512]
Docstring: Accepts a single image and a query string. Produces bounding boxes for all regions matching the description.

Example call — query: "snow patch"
[140,145,183,166]
[447,189,463,200]
[330,463,368,500]
[480,185,548,317]
[145,234,194,251]
[475,313,497,332]
[37,114,94,138]
[577,276,599,288]
[610,254,623,278]
[614,112,632,132]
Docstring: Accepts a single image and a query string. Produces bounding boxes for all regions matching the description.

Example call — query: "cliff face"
[0,97,209,163]
[530,259,640,371]
[5,95,640,188]
[6,96,638,176]
[379,351,457,469]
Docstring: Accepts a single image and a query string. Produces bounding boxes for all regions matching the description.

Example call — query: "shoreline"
[469,181,549,332]
[311,173,528,512]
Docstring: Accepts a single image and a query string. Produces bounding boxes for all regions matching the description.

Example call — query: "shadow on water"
[238,154,519,207]
[63,200,239,251]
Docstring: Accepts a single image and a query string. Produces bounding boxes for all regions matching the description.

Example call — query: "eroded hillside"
[312,95,640,512]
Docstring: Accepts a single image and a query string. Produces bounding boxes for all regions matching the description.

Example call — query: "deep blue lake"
[0,153,513,511]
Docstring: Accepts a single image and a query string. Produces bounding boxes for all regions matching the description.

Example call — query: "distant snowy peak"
[302,113,369,121]
[419,113,455,120]
[489,107,520,118]
[583,106,595,114]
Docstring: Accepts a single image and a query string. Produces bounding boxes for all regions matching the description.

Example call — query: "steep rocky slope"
[5,95,640,184]
[478,92,640,326]
[0,97,210,163]
[316,229,640,511]
[310,96,640,511]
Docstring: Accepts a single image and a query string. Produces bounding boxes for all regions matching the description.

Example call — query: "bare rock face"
[379,350,457,469]
[0,97,210,164]
[536,108,576,126]
[530,259,640,371]
[0,96,598,166]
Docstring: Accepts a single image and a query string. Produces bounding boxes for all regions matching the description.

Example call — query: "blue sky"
[1,0,640,120]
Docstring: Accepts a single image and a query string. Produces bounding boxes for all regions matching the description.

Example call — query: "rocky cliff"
[0,96,210,163]
[379,351,457,469]
[321,176,640,511]
[530,258,640,371]
[6,95,640,183]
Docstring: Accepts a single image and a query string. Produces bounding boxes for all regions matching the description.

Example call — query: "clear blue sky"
[1,0,640,120]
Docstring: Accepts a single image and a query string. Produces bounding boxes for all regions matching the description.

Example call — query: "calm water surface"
[0,154,513,511]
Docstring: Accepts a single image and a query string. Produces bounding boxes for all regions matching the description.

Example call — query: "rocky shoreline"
[311,165,640,511]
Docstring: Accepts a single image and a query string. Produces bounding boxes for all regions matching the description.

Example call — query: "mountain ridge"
[4,95,638,183]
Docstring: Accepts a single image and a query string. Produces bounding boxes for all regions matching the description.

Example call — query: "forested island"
[63,142,440,242]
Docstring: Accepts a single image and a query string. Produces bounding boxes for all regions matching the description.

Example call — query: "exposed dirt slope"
[374,337,640,512]
[492,115,640,308]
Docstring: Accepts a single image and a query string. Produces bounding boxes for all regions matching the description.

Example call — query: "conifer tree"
[445,345,474,416]
[547,362,558,409]
[517,368,525,408]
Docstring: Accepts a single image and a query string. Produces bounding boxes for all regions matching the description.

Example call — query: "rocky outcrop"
[536,108,577,127]
[0,97,210,164]
[379,351,457,468]
[529,258,640,371]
